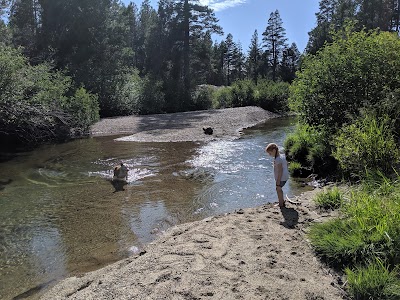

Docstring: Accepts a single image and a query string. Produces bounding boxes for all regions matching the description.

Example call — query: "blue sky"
[126,0,320,53]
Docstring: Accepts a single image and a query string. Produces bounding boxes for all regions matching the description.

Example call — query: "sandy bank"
[90,106,280,142]
[41,189,345,300]
[43,107,348,299]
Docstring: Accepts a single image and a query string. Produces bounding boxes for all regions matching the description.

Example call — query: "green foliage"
[256,79,289,112]
[314,186,343,210]
[0,45,99,145]
[210,79,289,112]
[309,218,366,265]
[67,87,100,133]
[290,29,400,131]
[309,179,400,298]
[230,80,257,107]
[346,260,400,300]
[138,76,165,115]
[287,161,302,177]
[333,115,400,178]
[110,71,165,116]
[284,123,334,174]
[192,85,214,111]
[212,86,233,108]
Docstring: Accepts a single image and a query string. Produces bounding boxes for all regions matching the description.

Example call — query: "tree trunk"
[183,0,190,110]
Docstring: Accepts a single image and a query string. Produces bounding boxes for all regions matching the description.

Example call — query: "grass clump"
[309,178,400,299]
[314,187,343,210]
[345,259,400,300]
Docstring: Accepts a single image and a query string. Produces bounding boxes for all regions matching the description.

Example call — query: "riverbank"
[38,108,348,299]
[41,188,346,300]
[90,106,280,142]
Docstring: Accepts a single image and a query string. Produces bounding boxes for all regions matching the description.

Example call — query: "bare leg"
[276,186,285,207]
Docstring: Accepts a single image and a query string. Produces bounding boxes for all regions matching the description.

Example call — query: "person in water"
[265,143,289,208]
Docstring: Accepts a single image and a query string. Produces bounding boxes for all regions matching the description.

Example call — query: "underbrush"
[313,187,343,210]
[309,178,400,299]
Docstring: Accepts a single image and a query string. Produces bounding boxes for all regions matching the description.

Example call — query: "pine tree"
[232,42,245,82]
[9,0,40,58]
[167,0,222,110]
[280,42,300,83]
[262,10,287,81]
[0,0,11,45]
[224,33,235,85]
[247,29,262,83]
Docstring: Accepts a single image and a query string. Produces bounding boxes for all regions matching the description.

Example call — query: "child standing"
[265,143,289,207]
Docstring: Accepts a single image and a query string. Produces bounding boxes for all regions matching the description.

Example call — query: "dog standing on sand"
[113,162,129,181]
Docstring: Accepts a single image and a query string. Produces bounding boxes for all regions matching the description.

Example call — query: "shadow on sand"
[280,207,299,229]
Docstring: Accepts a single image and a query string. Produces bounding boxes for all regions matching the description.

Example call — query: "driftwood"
[286,194,302,205]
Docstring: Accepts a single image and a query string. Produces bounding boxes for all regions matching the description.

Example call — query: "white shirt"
[274,154,289,182]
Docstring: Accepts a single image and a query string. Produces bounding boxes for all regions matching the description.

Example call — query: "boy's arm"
[276,163,283,185]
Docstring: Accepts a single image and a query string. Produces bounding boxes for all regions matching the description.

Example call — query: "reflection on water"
[0,117,308,299]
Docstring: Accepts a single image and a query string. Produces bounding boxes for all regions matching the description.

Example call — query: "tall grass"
[308,176,400,299]
[345,259,400,300]
[314,187,343,210]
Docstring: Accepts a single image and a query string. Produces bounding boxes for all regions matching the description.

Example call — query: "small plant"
[314,187,343,210]
[345,259,400,300]
[288,161,302,176]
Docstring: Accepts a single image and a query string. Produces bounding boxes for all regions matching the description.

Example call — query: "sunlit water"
[0,117,309,299]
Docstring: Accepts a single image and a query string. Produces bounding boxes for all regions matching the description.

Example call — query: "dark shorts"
[277,181,287,187]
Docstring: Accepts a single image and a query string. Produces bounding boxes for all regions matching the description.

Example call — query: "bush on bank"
[333,115,400,179]
[285,28,400,179]
[209,79,290,113]
[284,123,335,176]
[0,45,99,147]
[289,28,400,131]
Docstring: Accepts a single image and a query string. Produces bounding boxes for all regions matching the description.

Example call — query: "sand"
[40,107,346,299]
[90,106,280,142]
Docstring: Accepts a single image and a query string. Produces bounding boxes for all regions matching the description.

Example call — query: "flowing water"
[0,117,310,299]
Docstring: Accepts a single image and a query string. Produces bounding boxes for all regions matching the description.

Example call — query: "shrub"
[67,87,100,134]
[256,79,289,112]
[333,115,400,179]
[192,85,214,110]
[112,71,166,115]
[288,161,302,177]
[314,187,343,210]
[230,80,257,107]
[345,260,400,300]
[284,123,335,174]
[0,45,99,146]
[138,75,165,114]
[289,28,400,131]
[210,80,290,113]
[212,86,232,108]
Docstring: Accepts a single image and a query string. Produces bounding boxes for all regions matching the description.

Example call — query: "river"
[0,117,310,300]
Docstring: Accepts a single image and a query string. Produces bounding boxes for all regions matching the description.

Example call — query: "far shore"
[90,106,281,142]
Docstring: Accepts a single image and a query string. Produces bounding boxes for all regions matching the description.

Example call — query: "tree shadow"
[280,207,299,229]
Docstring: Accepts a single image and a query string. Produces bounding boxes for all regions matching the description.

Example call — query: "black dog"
[203,127,213,135]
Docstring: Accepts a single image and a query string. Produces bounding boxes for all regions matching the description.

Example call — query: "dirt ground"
[40,107,346,300]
